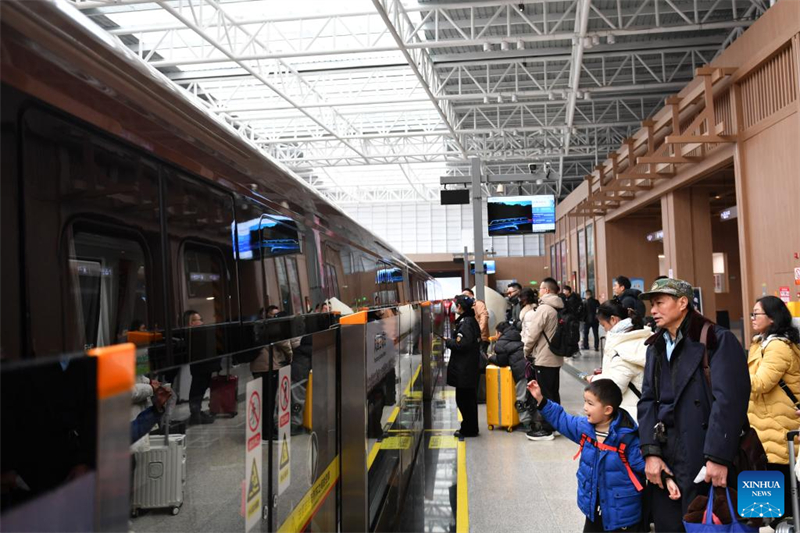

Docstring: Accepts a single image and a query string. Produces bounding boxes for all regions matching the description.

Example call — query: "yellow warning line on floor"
[456,440,468,533]
[367,441,380,470]
[403,363,422,398]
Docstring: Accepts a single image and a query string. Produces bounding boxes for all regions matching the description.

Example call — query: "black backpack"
[542,305,581,357]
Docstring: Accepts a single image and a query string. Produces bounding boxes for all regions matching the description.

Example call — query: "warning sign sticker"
[277,365,291,495]
[244,378,263,533]
[248,458,260,501]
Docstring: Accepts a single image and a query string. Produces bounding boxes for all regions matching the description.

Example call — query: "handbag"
[699,323,767,474]
[683,487,759,533]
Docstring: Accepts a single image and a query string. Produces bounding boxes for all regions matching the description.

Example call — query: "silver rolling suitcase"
[131,434,186,516]
[776,429,800,533]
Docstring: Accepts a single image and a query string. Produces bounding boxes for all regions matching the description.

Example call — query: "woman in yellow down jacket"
[748,295,800,517]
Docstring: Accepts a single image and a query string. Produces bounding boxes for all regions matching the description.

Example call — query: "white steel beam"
[561,0,591,196]
[151,0,369,163]
[371,0,468,158]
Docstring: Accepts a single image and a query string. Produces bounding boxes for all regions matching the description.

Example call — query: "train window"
[21,108,166,357]
[166,172,236,329]
[274,256,303,315]
[275,257,291,314]
[66,228,150,350]
[284,256,303,314]
[324,263,340,299]
[182,243,228,325]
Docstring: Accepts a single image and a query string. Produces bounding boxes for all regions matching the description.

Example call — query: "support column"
[471,158,485,302]
[661,188,716,319]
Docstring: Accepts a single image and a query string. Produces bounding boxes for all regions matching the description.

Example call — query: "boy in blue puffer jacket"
[527,378,645,532]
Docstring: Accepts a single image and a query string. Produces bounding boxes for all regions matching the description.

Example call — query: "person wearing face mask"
[446,295,482,438]
[506,282,522,325]
[747,295,800,525]
[588,300,651,423]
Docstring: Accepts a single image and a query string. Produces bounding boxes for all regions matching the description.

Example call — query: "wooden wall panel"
[603,217,663,301]
[738,112,800,329]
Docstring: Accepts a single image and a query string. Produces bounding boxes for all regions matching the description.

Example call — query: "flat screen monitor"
[487,195,556,235]
[440,189,470,205]
[470,260,496,274]
[376,267,404,284]
[233,216,301,260]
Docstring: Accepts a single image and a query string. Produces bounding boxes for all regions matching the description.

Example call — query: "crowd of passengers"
[446,276,800,532]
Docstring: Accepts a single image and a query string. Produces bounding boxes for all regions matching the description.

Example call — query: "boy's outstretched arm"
[528,380,585,443]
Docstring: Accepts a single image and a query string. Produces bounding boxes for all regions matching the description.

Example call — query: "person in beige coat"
[747,296,800,519]
[522,278,564,441]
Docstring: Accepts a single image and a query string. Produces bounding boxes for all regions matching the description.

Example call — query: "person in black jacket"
[613,276,646,318]
[488,321,531,428]
[582,290,601,351]
[637,278,750,532]
[446,295,481,438]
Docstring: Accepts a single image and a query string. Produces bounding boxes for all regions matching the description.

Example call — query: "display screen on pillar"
[487,195,555,235]
[470,261,496,275]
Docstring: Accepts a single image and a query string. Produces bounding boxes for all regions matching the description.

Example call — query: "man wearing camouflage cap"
[637,278,750,531]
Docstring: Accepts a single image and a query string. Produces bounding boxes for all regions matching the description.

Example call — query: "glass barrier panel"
[1,354,99,530]
[271,328,338,533]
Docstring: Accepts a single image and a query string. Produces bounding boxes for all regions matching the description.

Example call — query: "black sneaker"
[526,429,554,441]
[454,430,479,439]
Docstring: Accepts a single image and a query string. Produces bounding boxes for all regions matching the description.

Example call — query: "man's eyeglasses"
[750,312,767,319]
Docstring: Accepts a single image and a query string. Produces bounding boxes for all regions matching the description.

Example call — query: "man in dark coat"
[446,294,481,438]
[637,278,750,532]
[506,282,522,325]
[581,289,601,351]
[613,276,647,318]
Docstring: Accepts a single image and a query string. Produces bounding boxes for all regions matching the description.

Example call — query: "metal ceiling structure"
[71,0,768,203]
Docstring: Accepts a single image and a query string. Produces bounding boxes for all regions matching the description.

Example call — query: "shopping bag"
[683,487,759,533]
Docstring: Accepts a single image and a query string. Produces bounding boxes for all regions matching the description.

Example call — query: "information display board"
[487,195,555,235]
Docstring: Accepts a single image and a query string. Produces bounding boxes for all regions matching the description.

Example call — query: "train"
[0,3,446,531]
[0,0,433,367]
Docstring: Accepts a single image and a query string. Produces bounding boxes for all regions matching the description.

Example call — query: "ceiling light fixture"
[583,37,592,49]
[501,41,510,51]
[592,35,600,46]
[483,43,492,52]
[483,95,490,104]
[517,39,524,50]
[548,92,555,101]
[511,93,518,103]
[607,34,616,44]
[497,95,503,103]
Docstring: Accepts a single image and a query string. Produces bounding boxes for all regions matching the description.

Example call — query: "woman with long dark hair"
[748,295,800,520]
[589,299,651,423]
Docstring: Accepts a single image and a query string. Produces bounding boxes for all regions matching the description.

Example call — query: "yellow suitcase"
[485,364,519,432]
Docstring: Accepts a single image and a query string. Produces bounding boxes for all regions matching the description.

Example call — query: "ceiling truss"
[72,0,767,203]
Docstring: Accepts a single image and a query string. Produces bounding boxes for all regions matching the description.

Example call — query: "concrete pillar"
[661,188,716,320]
